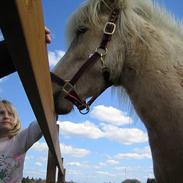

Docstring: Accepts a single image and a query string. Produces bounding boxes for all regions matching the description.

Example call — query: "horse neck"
[120,30,183,183]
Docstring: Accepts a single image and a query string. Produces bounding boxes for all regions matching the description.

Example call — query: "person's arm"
[14,121,42,153]
[45,27,52,44]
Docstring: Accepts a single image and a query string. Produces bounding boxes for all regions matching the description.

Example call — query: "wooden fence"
[0,0,66,182]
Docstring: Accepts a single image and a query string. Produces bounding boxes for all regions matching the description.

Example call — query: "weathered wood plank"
[46,150,57,183]
[0,0,64,175]
[57,168,66,183]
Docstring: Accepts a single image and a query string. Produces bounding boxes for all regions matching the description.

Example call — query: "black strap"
[50,72,65,86]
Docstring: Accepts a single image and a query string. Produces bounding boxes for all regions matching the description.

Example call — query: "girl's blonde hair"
[0,99,21,137]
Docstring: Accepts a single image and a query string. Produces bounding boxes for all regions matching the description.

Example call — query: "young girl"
[0,99,42,183]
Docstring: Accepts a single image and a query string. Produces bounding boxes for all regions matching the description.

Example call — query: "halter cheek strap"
[51,8,120,114]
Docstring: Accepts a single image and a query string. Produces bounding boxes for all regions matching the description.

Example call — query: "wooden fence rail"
[0,0,65,182]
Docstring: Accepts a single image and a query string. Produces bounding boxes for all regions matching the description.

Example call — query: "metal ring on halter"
[96,47,108,57]
[79,105,90,115]
[100,56,106,68]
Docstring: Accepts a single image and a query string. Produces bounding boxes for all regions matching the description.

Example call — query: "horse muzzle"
[53,89,74,115]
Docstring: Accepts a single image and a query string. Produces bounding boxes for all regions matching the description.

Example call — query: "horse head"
[51,0,153,115]
[52,0,130,114]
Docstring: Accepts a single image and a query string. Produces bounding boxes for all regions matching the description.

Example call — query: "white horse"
[51,0,183,182]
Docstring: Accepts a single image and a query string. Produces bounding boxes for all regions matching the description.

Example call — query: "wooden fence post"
[58,166,66,183]
[46,150,57,183]
[0,0,65,182]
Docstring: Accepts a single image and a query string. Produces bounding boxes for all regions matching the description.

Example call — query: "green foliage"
[122,179,141,183]
[22,177,45,183]
[22,177,77,183]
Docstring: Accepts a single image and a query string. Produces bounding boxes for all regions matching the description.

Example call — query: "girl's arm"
[14,121,42,153]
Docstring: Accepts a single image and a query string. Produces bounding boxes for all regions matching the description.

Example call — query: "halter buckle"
[96,48,108,57]
[103,22,116,35]
[63,81,74,95]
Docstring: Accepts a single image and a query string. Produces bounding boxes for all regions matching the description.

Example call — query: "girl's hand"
[45,27,52,44]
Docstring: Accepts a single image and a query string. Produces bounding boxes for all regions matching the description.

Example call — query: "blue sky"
[0,0,183,183]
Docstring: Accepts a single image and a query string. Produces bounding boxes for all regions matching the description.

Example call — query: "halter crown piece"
[51,8,120,114]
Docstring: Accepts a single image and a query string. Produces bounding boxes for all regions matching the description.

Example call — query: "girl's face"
[0,104,16,132]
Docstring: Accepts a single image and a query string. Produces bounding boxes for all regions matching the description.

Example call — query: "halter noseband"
[51,8,120,114]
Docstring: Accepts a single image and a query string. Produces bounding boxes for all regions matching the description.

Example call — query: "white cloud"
[95,171,115,177]
[99,162,106,167]
[37,156,47,162]
[23,168,46,178]
[69,161,91,169]
[91,105,132,126]
[115,146,152,160]
[31,142,90,158]
[66,162,82,167]
[48,50,65,67]
[31,142,48,151]
[134,146,151,155]
[35,162,42,166]
[61,144,90,158]
[58,121,147,145]
[25,155,34,161]
[58,120,104,139]
[114,166,127,171]
[115,152,150,160]
[101,124,148,145]
[67,169,82,175]
[105,159,119,165]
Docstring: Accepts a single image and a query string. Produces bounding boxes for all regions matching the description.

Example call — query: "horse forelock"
[67,0,183,45]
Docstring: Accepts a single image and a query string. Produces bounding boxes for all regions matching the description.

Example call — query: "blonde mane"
[67,0,183,45]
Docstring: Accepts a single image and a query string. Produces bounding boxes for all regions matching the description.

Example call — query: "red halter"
[51,8,120,114]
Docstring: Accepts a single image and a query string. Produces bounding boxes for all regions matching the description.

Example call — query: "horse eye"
[77,26,88,35]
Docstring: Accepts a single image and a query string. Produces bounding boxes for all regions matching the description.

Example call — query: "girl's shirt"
[0,121,42,183]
